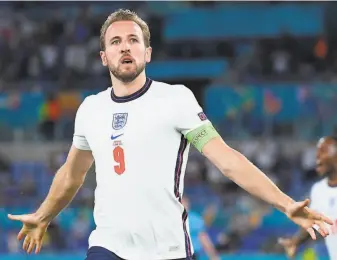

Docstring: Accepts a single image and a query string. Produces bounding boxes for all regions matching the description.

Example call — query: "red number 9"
[113,146,125,175]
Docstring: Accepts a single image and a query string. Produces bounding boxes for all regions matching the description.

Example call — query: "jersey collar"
[110,77,153,103]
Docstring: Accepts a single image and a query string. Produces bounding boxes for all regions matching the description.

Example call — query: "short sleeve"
[174,85,210,136]
[72,98,91,151]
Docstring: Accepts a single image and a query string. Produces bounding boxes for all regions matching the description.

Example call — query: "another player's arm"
[292,229,312,244]
[198,231,220,260]
[35,146,93,223]
[278,227,325,258]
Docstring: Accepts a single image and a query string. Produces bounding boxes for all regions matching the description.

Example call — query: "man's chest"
[313,191,337,217]
[313,190,337,235]
[84,103,175,151]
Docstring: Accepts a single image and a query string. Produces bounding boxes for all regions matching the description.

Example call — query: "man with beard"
[8,9,332,260]
[279,136,337,259]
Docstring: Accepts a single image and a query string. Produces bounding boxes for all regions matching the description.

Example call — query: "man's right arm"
[35,146,93,224]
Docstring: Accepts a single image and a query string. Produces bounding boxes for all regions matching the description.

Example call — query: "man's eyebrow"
[109,34,139,41]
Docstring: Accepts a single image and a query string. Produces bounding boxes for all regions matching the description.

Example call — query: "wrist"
[34,211,52,225]
[275,196,295,214]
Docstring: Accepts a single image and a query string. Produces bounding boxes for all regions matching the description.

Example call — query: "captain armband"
[185,123,220,152]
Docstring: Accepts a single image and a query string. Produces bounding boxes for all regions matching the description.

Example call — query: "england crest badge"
[112,113,128,130]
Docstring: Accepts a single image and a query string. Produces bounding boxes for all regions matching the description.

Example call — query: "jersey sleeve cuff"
[72,136,91,151]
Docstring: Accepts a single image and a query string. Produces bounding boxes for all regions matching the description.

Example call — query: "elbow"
[218,148,247,177]
[202,138,249,177]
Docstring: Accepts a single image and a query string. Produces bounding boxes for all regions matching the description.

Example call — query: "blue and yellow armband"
[185,123,220,152]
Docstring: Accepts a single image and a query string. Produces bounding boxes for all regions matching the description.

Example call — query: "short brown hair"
[100,9,151,51]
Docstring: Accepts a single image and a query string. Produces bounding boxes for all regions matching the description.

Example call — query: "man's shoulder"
[151,80,193,99]
[81,88,111,108]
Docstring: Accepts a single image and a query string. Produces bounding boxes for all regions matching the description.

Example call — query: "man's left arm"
[175,85,332,238]
[197,132,293,213]
[174,85,293,213]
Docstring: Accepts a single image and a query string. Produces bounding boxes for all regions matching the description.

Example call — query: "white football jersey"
[310,178,337,260]
[72,78,211,260]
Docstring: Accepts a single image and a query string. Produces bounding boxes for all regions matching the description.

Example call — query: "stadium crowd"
[0,2,335,259]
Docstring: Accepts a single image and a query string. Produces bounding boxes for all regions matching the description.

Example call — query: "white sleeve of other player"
[72,98,91,151]
[174,85,210,136]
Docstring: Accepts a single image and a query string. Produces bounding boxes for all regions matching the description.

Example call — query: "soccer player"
[8,9,333,260]
[181,197,220,260]
[279,136,337,260]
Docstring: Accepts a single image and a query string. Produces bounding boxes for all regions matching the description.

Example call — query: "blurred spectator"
[6,231,20,253]
[70,209,92,249]
[39,93,61,140]
[18,173,37,198]
[314,35,328,72]
[0,2,334,259]
[47,222,67,251]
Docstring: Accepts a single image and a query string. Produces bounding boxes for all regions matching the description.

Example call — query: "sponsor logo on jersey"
[198,112,207,121]
[111,133,124,140]
[112,113,128,130]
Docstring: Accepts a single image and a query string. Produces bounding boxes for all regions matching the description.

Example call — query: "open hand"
[285,199,332,239]
[7,213,49,254]
[278,237,297,258]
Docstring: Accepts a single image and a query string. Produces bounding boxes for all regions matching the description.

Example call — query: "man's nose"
[120,41,131,53]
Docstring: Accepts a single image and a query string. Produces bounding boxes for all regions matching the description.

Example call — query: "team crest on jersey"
[112,113,128,130]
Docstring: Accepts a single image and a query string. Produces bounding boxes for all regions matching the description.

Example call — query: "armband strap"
[185,123,220,152]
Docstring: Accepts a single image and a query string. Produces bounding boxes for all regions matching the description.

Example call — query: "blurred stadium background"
[0,1,336,260]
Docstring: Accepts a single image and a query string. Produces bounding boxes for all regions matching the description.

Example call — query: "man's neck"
[327,171,337,187]
[111,73,147,97]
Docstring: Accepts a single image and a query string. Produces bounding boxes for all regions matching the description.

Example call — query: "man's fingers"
[286,247,296,258]
[27,240,36,254]
[314,221,330,237]
[308,209,333,225]
[17,228,26,241]
[35,240,42,254]
[297,199,310,209]
[23,236,30,251]
[306,227,316,240]
[278,238,290,246]
[8,214,23,222]
[317,213,333,225]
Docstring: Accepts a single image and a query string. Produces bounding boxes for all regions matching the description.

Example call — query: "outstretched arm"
[8,146,93,254]
[34,146,93,222]
[188,127,331,239]
[202,136,293,213]
[173,85,331,239]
